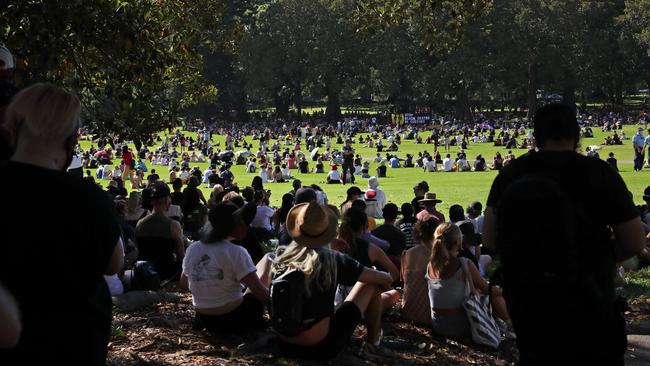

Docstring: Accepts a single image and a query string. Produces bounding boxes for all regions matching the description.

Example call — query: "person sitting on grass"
[401,217,439,325]
[395,203,417,249]
[337,206,400,310]
[371,203,407,263]
[266,202,395,360]
[273,165,285,183]
[606,152,618,172]
[416,192,446,222]
[181,202,269,334]
[361,161,371,178]
[327,164,341,184]
[315,156,324,173]
[136,182,185,280]
[426,222,510,340]
[442,154,454,172]
[298,156,309,174]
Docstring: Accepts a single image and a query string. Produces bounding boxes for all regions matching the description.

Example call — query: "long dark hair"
[182,186,200,211]
[252,176,264,191]
[278,193,295,225]
[339,206,367,255]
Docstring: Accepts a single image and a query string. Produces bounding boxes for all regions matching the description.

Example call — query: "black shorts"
[194,293,266,334]
[278,301,362,360]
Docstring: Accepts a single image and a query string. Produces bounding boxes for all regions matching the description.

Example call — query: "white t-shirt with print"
[182,240,256,309]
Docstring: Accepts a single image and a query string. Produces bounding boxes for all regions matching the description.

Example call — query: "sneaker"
[359,342,395,358]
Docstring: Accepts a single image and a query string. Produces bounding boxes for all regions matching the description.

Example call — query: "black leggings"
[341,161,355,183]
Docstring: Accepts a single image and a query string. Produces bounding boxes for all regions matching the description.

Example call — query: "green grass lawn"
[80,124,650,211]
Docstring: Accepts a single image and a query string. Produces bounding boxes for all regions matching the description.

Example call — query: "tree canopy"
[3,0,650,136]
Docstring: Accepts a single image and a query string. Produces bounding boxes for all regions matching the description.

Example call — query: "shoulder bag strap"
[461,258,477,296]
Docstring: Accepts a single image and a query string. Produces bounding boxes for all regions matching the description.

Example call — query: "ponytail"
[430,237,449,273]
[428,222,461,274]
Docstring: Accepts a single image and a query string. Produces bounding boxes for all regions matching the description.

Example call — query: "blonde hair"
[429,222,461,274]
[6,83,80,144]
[272,242,337,294]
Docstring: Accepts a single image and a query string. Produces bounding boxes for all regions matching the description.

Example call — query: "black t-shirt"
[395,217,417,248]
[171,191,184,206]
[298,160,309,173]
[0,161,120,365]
[279,249,363,323]
[486,150,638,227]
[485,150,637,366]
[372,224,407,256]
[342,145,354,161]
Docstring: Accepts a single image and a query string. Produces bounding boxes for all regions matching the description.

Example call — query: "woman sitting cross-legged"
[180,202,270,334]
[267,202,394,360]
[426,222,511,340]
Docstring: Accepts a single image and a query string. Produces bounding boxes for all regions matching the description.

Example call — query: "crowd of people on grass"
[1,84,650,364]
[70,110,650,198]
[1,42,650,365]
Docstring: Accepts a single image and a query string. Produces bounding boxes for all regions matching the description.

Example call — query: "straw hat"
[286,202,338,248]
[419,192,443,204]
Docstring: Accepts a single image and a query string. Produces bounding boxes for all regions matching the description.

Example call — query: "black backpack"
[123,261,161,291]
[495,170,611,305]
[270,269,306,337]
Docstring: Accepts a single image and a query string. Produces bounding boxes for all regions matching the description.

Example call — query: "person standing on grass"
[483,103,645,365]
[633,127,645,171]
[341,139,355,184]
[644,128,650,168]
[0,83,123,365]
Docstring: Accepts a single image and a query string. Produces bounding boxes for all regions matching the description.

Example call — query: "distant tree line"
[3,0,650,135]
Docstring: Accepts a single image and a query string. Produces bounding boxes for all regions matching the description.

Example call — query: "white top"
[328,170,341,181]
[372,188,387,218]
[442,158,454,171]
[424,160,436,172]
[260,169,269,183]
[203,168,212,183]
[182,240,257,309]
[251,205,274,231]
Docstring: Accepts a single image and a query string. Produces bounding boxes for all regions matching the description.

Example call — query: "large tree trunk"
[526,62,537,121]
[454,87,472,122]
[562,69,576,107]
[326,90,341,119]
[274,93,290,117]
[614,74,624,106]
